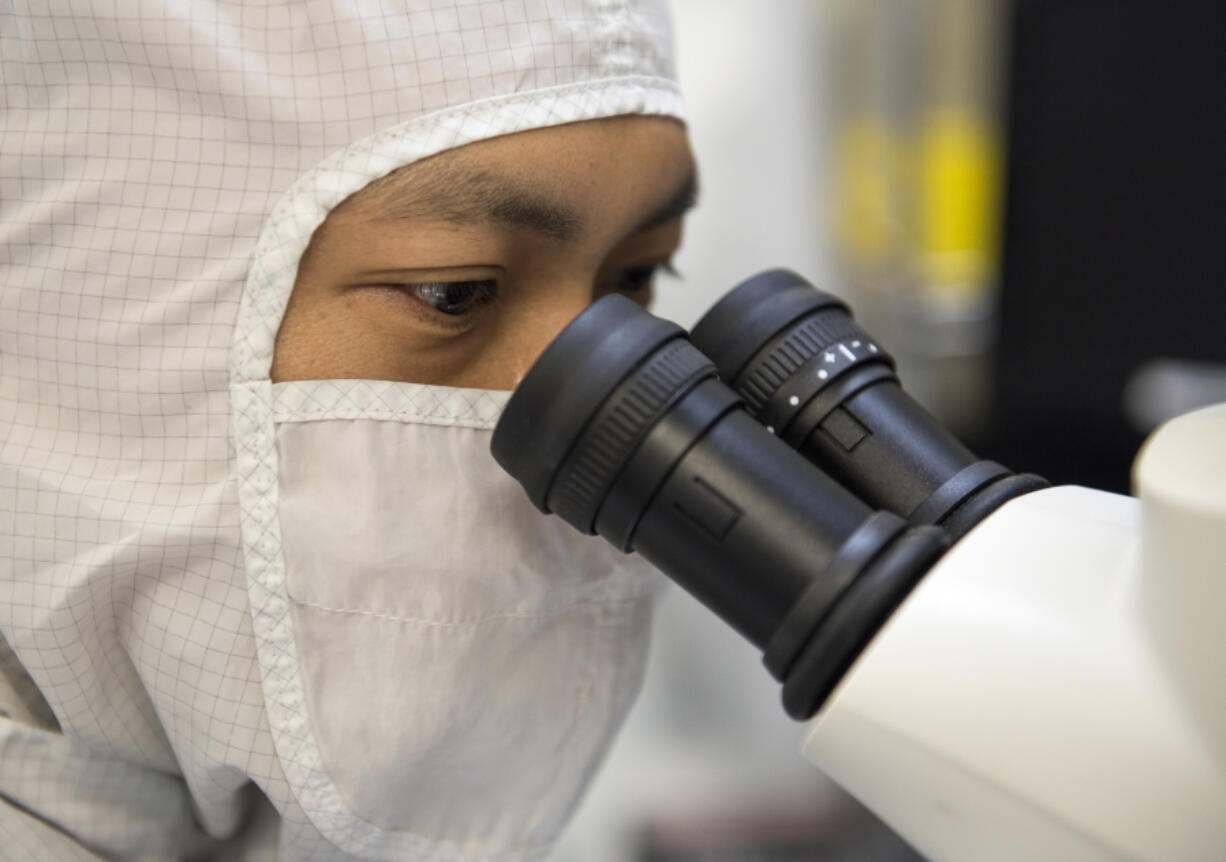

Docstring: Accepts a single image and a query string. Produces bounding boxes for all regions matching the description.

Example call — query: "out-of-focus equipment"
[827,0,1007,439]
[983,1,1226,494]
[826,1,1226,495]
[491,277,1226,861]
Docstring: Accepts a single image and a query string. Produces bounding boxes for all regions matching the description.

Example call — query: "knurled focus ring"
[735,308,889,414]
[548,338,717,532]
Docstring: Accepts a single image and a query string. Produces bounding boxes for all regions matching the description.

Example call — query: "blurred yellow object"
[917,108,1001,300]
[825,0,1006,433]
[834,117,908,271]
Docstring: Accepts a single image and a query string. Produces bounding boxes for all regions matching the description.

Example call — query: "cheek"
[506,288,600,372]
[273,292,460,384]
[451,318,571,391]
[437,285,596,390]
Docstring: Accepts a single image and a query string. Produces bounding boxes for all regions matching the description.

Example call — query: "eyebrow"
[634,168,700,234]
[487,184,583,242]
[363,162,699,244]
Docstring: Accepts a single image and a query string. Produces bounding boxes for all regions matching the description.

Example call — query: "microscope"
[491,270,1226,861]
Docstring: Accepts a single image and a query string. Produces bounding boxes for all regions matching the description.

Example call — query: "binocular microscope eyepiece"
[491,270,1046,720]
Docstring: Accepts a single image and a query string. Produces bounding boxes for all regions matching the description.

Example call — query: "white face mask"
[259,379,658,861]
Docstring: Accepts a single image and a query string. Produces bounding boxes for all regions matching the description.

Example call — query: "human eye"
[611,261,679,295]
[404,279,499,315]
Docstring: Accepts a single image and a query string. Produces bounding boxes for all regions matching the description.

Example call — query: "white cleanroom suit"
[0,2,683,858]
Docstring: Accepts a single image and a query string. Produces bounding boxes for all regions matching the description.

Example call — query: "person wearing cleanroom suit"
[0,2,696,858]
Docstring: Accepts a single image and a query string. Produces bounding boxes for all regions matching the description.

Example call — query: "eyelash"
[613,261,678,294]
[403,261,679,318]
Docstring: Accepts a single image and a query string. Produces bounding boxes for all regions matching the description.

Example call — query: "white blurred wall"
[552,4,846,860]
[652,0,838,329]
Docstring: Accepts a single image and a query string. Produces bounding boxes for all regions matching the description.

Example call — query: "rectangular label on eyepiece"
[820,407,870,452]
[674,476,742,540]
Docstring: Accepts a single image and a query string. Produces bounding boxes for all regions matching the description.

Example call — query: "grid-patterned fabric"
[270,380,511,427]
[0,2,683,859]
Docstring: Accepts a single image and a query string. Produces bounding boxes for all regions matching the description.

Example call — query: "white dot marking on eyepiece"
[788,395,800,406]
[766,426,775,434]
[869,343,879,353]
[817,369,829,379]
[852,340,862,348]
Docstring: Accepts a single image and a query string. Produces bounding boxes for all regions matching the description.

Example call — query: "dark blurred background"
[979,0,1226,493]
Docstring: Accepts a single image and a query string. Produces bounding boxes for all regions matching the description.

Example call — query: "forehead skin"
[337,125,697,244]
[272,115,696,389]
[338,116,694,244]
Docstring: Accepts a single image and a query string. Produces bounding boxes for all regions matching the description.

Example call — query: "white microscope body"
[802,403,1226,861]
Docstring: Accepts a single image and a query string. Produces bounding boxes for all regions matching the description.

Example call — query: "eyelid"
[358,264,504,282]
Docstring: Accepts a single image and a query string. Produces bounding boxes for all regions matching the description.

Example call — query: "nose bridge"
[504,276,596,385]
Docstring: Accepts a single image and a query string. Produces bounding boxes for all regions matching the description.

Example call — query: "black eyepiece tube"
[689,270,1048,539]
[492,295,948,719]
